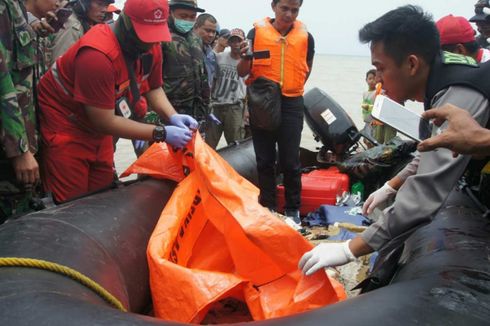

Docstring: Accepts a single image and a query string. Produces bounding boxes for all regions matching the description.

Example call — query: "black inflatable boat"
[0,89,489,325]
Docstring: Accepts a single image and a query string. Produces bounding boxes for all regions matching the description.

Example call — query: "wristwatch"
[152,125,166,143]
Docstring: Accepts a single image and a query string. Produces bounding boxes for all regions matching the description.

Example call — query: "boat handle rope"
[0,257,127,312]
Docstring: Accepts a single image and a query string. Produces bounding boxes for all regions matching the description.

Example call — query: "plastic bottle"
[351,181,365,200]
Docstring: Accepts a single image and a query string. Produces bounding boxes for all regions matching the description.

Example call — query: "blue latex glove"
[133,140,146,151]
[165,126,193,149]
[169,114,198,130]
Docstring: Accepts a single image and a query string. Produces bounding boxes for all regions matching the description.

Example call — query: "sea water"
[114,54,422,178]
[302,54,374,151]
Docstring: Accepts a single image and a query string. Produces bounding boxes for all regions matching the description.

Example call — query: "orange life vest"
[248,18,309,97]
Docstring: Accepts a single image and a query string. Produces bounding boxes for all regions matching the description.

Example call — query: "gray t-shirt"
[211,52,246,105]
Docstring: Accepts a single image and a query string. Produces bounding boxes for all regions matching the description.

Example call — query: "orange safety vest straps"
[249,18,309,97]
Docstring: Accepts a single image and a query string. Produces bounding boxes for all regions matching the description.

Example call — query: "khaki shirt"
[46,13,83,67]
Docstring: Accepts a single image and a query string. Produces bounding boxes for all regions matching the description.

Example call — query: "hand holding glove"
[170,114,198,130]
[299,240,356,276]
[165,126,193,149]
[362,182,397,215]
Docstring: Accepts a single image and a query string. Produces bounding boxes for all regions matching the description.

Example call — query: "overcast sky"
[115,0,477,56]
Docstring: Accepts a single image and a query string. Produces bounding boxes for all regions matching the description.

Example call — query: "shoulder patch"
[442,51,478,67]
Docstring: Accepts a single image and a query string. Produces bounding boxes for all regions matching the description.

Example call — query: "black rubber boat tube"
[0,179,174,316]
[0,142,489,325]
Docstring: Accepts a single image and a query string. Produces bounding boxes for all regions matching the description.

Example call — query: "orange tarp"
[123,134,346,323]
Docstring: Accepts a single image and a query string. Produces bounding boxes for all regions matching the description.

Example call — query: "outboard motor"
[304,87,361,156]
[303,87,416,193]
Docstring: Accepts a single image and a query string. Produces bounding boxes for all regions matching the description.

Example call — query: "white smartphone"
[372,95,432,142]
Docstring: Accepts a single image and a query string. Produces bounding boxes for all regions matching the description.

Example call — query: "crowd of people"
[0,0,247,212]
[1,0,489,279]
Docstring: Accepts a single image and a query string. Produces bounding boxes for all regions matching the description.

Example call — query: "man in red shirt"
[436,14,490,63]
[37,0,197,203]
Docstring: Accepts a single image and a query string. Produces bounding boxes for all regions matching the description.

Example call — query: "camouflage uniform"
[26,11,52,81]
[34,36,52,81]
[0,0,38,220]
[161,18,210,121]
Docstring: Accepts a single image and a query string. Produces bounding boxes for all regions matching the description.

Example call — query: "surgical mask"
[174,18,194,34]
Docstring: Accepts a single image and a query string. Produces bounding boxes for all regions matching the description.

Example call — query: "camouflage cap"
[169,0,205,12]
[470,0,490,22]
[228,28,245,41]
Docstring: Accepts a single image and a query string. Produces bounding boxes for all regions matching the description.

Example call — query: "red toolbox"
[277,167,350,216]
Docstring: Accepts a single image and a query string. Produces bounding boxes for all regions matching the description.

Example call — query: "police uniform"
[46,13,84,68]
[0,0,37,220]
[362,52,490,250]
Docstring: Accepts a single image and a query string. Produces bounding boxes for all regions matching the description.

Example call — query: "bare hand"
[417,104,487,157]
[243,108,250,125]
[45,10,59,28]
[11,151,40,186]
[239,40,250,58]
[31,16,56,37]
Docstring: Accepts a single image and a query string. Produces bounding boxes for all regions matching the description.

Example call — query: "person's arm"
[85,102,193,149]
[28,11,56,37]
[298,235,374,276]
[0,20,39,185]
[471,129,490,155]
[306,59,313,81]
[0,43,28,158]
[305,33,315,81]
[362,87,489,251]
[144,46,197,130]
[418,104,490,156]
[394,153,420,183]
[145,87,177,122]
[75,48,193,148]
[237,54,252,77]
[237,29,254,77]
[362,154,419,215]
[201,52,211,108]
[85,105,156,140]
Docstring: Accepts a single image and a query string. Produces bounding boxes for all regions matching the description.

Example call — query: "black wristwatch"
[152,125,167,143]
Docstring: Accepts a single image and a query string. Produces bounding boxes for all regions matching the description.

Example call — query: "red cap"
[124,0,171,43]
[436,15,476,45]
[107,4,121,14]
